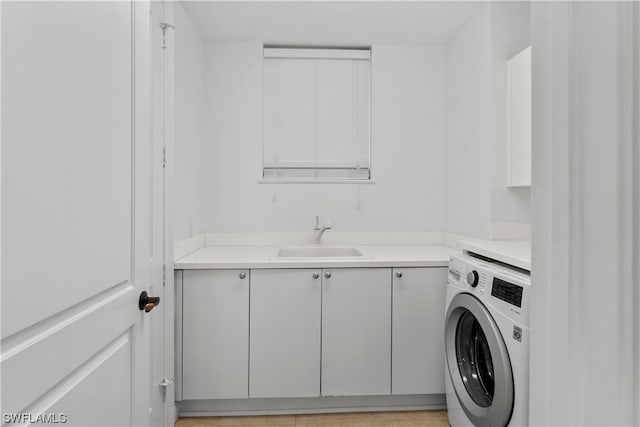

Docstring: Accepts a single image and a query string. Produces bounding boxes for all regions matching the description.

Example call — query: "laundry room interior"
[1,1,638,427]
[170,2,532,425]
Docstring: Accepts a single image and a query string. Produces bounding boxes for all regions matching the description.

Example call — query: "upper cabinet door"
[321,268,392,396]
[250,269,322,398]
[506,46,532,187]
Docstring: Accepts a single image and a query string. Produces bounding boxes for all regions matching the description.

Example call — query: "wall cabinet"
[249,269,321,398]
[182,269,249,399]
[180,266,446,401]
[392,267,447,394]
[321,268,392,396]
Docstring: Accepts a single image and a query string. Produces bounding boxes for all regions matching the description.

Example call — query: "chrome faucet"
[314,216,332,242]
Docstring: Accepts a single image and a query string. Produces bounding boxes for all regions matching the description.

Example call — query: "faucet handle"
[315,215,320,228]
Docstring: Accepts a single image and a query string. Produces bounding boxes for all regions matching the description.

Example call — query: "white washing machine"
[445,252,530,427]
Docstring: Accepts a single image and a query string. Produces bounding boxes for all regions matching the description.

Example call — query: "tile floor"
[175,410,449,427]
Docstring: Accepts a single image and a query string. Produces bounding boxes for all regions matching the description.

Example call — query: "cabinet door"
[182,269,249,399]
[250,269,321,398]
[321,268,392,396]
[392,267,447,395]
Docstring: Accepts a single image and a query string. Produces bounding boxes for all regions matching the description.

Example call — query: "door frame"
[149,1,177,425]
[162,0,177,423]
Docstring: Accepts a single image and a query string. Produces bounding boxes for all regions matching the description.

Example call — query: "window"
[262,48,371,181]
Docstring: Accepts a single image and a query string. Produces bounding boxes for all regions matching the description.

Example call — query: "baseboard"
[177,394,445,417]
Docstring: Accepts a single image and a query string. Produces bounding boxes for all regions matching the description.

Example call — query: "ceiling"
[180,1,484,46]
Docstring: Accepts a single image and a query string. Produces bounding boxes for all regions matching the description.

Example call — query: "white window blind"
[263,48,371,181]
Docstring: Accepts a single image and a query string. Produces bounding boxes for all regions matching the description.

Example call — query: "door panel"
[392,267,447,394]
[46,331,132,427]
[1,1,133,338]
[1,286,134,415]
[321,268,392,396]
[1,2,151,425]
[182,270,249,399]
[250,269,321,398]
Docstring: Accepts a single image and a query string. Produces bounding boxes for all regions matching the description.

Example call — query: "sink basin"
[278,247,363,258]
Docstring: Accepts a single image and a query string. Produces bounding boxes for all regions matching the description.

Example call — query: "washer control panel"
[466,270,479,287]
[448,257,463,283]
[448,253,530,325]
[491,277,524,308]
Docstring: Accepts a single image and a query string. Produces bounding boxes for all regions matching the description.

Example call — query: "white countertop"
[460,239,531,271]
[174,244,455,269]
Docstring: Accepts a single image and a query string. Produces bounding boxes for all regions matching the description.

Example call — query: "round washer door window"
[455,310,495,407]
[445,293,514,427]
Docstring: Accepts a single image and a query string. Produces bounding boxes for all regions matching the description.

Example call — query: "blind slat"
[264,48,370,60]
[263,167,371,180]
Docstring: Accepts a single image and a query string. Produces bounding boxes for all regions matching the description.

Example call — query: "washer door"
[445,293,514,427]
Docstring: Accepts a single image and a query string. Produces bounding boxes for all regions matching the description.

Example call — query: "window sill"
[257,179,376,185]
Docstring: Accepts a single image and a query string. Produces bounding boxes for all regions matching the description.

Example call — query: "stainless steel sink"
[277,247,363,258]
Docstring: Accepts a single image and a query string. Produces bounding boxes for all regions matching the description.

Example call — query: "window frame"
[260,47,373,184]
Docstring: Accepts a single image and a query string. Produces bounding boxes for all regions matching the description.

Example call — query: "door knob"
[324,272,332,279]
[312,272,320,279]
[139,291,160,313]
[396,271,403,278]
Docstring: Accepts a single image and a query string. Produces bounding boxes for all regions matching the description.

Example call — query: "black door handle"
[139,291,160,313]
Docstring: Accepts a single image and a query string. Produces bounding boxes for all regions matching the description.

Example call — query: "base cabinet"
[179,266,446,403]
[321,268,392,396]
[249,269,321,398]
[392,267,447,394]
[182,269,249,399]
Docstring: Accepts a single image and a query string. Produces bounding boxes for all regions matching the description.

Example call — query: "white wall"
[175,4,530,239]
[445,5,492,239]
[489,1,531,226]
[445,3,531,239]
[202,42,446,233]
[174,4,206,241]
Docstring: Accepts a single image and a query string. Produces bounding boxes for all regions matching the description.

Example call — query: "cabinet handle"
[396,271,403,278]
[239,272,246,280]
[324,272,332,279]
[312,272,320,279]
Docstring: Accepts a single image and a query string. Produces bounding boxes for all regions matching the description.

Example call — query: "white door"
[149,2,176,426]
[1,2,152,425]
[250,269,321,398]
